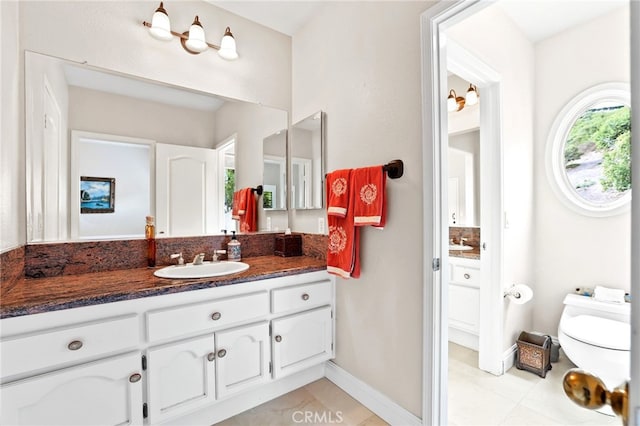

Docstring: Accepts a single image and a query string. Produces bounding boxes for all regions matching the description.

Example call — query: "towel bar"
[251,185,263,196]
[325,159,404,180]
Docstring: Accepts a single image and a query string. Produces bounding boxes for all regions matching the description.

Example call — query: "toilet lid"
[563,315,630,351]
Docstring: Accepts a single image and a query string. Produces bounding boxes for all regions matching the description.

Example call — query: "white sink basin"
[154,261,250,279]
[448,245,474,251]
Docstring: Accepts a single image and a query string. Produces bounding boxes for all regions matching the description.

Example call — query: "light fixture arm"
[142,21,222,51]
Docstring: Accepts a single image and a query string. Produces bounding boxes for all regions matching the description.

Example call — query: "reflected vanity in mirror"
[25,51,288,243]
[290,111,325,210]
[262,130,287,211]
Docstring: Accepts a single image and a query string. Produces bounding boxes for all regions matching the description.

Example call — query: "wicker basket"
[515,331,552,378]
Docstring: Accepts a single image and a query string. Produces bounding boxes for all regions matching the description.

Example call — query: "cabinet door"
[271,306,333,379]
[0,352,143,426]
[215,321,270,399]
[146,334,215,424]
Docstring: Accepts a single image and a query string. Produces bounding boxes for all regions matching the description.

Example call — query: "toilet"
[558,293,630,392]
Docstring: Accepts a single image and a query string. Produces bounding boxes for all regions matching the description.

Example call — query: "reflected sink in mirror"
[448,245,474,251]
[154,262,249,279]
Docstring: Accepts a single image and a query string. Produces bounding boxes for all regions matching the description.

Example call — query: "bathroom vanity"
[448,255,480,350]
[0,259,334,425]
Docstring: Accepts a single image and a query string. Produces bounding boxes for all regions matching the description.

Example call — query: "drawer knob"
[67,340,83,351]
[275,335,282,343]
[207,352,215,362]
[217,349,227,358]
[211,312,222,321]
[129,373,142,383]
[464,273,471,280]
[301,293,310,301]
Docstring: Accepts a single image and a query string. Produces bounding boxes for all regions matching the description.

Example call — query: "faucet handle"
[460,237,468,244]
[212,250,226,262]
[170,253,184,265]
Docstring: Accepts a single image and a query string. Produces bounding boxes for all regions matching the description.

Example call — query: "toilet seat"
[562,314,630,351]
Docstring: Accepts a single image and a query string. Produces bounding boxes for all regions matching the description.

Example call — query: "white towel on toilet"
[593,285,626,303]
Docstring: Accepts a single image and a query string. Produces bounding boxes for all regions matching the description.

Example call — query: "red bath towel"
[232,188,257,232]
[326,169,351,217]
[326,169,360,279]
[352,166,386,229]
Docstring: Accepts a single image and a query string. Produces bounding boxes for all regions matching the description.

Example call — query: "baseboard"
[324,361,422,426]
[448,327,479,351]
[502,344,517,373]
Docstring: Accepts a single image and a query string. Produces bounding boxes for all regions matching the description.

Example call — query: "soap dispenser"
[227,231,242,261]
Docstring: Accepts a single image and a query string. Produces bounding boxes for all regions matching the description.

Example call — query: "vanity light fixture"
[143,2,238,59]
[447,89,466,112]
[447,84,479,112]
[466,84,479,106]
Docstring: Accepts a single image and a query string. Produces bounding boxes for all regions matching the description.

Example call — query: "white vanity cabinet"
[0,270,334,426]
[448,256,480,350]
[1,352,144,426]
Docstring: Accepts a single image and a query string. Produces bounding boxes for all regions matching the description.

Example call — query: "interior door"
[156,143,217,237]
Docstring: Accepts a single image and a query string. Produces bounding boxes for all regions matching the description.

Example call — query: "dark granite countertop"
[449,247,481,260]
[0,256,326,319]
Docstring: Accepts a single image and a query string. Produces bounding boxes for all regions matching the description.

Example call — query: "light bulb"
[185,16,207,53]
[466,84,478,106]
[218,27,238,60]
[447,90,457,112]
[149,2,172,41]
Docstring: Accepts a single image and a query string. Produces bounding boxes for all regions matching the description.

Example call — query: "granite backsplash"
[449,227,481,247]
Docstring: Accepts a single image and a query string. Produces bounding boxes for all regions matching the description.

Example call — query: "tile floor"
[448,342,620,426]
[218,345,621,426]
[216,378,387,426]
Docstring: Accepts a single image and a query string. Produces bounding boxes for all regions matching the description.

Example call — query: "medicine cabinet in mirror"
[262,130,287,211]
[290,111,325,210]
[25,51,288,243]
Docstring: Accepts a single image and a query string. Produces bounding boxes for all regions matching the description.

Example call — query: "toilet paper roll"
[506,284,533,304]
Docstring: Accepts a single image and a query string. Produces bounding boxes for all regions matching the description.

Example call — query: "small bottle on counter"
[227,231,241,261]
[145,215,156,267]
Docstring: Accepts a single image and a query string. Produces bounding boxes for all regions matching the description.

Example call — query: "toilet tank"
[562,294,630,323]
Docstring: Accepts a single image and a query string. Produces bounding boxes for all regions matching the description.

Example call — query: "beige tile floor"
[218,345,622,426]
[216,378,388,426]
[448,342,620,426]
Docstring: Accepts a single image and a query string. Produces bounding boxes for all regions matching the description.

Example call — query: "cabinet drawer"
[146,291,269,342]
[1,315,139,379]
[271,280,332,314]
[451,265,480,287]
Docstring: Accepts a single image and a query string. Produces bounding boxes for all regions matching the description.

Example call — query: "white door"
[0,352,143,426]
[146,334,216,424]
[156,143,217,237]
[271,306,333,379]
[215,321,270,399]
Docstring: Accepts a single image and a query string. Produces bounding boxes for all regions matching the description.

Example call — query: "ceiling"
[209,0,627,42]
[209,1,322,36]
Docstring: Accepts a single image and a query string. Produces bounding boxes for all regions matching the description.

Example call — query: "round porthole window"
[546,83,631,217]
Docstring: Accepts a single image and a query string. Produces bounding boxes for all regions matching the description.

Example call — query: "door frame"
[421,1,639,425]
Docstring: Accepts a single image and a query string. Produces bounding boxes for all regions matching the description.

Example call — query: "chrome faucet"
[212,250,226,262]
[170,253,184,265]
[192,253,205,265]
[459,237,468,246]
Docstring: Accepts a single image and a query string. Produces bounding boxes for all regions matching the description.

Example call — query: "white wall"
[291,1,433,416]
[0,1,24,252]
[2,0,291,249]
[69,87,217,148]
[446,4,536,349]
[533,6,631,334]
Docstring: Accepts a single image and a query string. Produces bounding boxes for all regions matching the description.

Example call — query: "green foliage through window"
[224,168,235,213]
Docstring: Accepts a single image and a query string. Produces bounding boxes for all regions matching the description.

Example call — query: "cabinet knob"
[211,312,222,321]
[217,349,227,358]
[207,352,215,362]
[464,273,471,280]
[301,293,310,301]
[129,373,142,383]
[275,335,282,343]
[67,340,83,351]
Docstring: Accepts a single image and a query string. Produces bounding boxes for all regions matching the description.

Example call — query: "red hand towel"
[326,169,351,217]
[240,188,257,232]
[352,166,386,229]
[231,189,247,220]
[326,170,360,279]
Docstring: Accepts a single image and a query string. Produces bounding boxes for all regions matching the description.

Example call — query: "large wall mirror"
[290,111,325,210]
[25,51,288,243]
[262,130,287,211]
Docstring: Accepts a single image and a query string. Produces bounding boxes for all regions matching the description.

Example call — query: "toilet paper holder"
[503,284,532,300]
